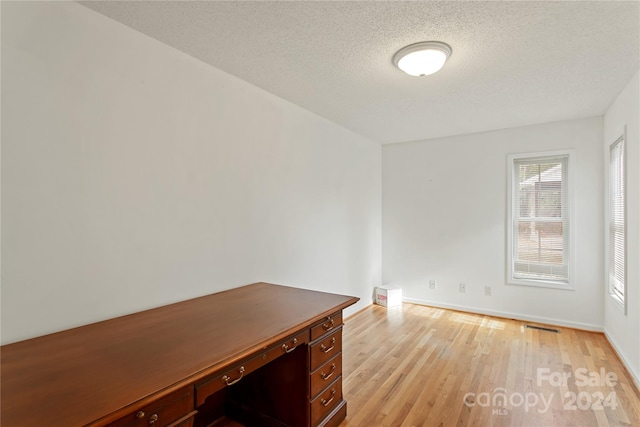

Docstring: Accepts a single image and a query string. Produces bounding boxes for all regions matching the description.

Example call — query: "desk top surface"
[1,282,359,426]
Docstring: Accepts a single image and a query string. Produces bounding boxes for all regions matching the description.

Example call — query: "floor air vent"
[525,324,560,333]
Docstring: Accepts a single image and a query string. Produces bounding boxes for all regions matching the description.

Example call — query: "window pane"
[511,154,569,284]
[536,182,562,217]
[517,164,563,217]
[609,136,625,302]
[516,221,564,264]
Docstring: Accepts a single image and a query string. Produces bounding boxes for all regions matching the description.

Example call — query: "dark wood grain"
[310,355,342,399]
[310,378,342,426]
[1,282,358,427]
[224,344,309,427]
[310,328,342,371]
[310,312,342,342]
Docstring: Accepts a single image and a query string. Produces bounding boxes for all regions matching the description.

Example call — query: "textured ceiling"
[79,1,639,144]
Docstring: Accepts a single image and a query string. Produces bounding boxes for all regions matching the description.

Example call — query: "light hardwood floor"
[340,303,640,427]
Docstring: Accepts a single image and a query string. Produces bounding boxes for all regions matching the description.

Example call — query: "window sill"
[508,278,575,290]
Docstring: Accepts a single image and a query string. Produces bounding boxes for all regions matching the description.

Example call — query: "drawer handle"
[320,337,336,353]
[320,363,336,381]
[282,337,298,353]
[322,317,335,331]
[135,412,158,426]
[222,366,245,386]
[321,389,336,407]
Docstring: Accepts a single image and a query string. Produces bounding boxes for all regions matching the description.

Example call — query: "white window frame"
[607,130,626,312]
[507,150,575,290]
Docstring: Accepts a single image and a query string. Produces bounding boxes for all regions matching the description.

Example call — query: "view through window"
[509,153,571,287]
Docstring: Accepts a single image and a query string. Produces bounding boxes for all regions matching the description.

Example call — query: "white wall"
[1,1,381,344]
[383,117,604,330]
[603,69,640,387]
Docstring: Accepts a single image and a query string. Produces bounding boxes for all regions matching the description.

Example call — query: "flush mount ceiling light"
[393,41,452,77]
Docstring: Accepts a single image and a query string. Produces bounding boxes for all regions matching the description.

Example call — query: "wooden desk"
[1,283,359,427]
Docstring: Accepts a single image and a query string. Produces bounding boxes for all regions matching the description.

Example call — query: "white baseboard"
[604,328,640,392]
[403,296,604,332]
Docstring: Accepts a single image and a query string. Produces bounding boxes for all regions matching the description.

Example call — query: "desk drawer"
[310,312,342,341]
[310,328,341,372]
[310,377,342,427]
[107,386,193,427]
[195,329,308,406]
[310,354,342,400]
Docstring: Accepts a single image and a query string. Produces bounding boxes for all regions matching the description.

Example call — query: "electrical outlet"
[459,283,467,293]
[429,279,436,289]
[484,286,492,296]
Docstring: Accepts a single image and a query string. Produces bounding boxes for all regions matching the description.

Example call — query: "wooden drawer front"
[166,411,197,427]
[310,312,342,341]
[107,386,193,427]
[310,328,342,372]
[310,354,342,400]
[167,419,192,427]
[310,377,342,427]
[196,329,309,406]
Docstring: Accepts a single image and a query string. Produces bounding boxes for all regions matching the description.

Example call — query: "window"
[609,135,625,307]
[507,151,573,288]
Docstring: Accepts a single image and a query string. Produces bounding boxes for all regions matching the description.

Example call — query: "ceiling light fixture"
[393,41,452,77]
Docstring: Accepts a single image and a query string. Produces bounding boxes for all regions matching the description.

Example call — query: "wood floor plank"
[340,303,640,427]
